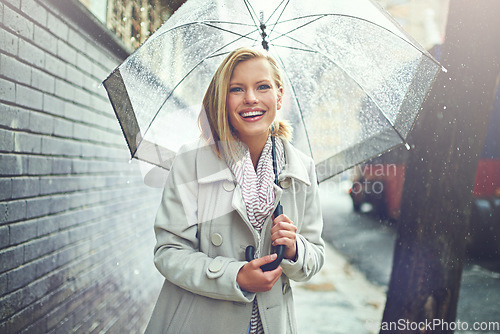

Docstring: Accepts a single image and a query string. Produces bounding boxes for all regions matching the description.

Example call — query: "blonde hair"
[198,46,292,159]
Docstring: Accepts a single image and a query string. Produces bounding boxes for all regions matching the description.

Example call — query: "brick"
[0,225,9,248]
[3,5,33,39]
[41,135,79,157]
[15,84,43,110]
[33,24,57,53]
[52,117,72,138]
[73,88,91,107]
[27,155,51,175]
[68,28,86,53]
[7,261,36,291]
[0,54,31,85]
[0,128,14,151]
[14,131,42,153]
[0,28,19,55]
[11,176,40,199]
[54,79,75,101]
[65,64,84,88]
[9,219,37,244]
[46,12,68,41]
[0,154,28,176]
[51,157,72,174]
[76,53,92,75]
[0,179,12,202]
[23,236,55,263]
[20,0,47,26]
[0,105,30,130]
[0,245,23,273]
[49,194,69,214]
[36,215,59,237]
[56,39,76,65]
[0,199,26,224]
[31,67,55,94]
[0,272,7,297]
[44,52,65,78]
[42,94,65,116]
[28,110,54,135]
[0,78,16,103]
[25,196,50,219]
[18,39,44,68]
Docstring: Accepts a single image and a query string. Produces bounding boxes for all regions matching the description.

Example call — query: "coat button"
[279,178,291,189]
[223,180,235,191]
[208,258,223,273]
[211,233,223,246]
[282,281,289,295]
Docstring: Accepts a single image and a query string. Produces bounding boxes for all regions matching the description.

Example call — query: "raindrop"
[131,37,136,42]
[405,143,410,150]
[443,106,447,110]
[140,7,145,12]
[442,66,448,73]
[123,17,127,21]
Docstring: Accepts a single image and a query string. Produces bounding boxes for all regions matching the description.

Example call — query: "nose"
[244,90,258,104]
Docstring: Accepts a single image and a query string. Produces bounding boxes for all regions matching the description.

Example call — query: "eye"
[229,87,243,93]
[258,84,271,90]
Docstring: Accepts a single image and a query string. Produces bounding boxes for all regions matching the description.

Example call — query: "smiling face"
[227,57,283,149]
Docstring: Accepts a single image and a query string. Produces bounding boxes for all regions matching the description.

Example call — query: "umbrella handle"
[245,203,285,272]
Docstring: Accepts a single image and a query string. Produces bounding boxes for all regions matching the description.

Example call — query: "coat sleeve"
[152,144,254,303]
[280,157,325,282]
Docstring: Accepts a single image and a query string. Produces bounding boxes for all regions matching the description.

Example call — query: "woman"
[146,47,325,334]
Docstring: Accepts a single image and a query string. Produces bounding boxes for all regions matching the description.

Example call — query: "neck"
[239,133,269,170]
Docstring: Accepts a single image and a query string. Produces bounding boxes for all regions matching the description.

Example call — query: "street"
[319,179,500,333]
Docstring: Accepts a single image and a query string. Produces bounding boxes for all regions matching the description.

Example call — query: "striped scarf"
[226,135,285,334]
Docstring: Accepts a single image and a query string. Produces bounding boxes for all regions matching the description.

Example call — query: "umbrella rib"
[203,22,259,42]
[271,44,318,54]
[266,0,291,40]
[268,13,440,68]
[268,15,327,44]
[271,35,407,145]
[243,0,261,31]
[142,20,255,46]
[137,30,262,150]
[271,52,315,161]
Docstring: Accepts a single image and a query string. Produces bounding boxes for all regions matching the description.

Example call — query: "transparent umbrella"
[103,0,444,182]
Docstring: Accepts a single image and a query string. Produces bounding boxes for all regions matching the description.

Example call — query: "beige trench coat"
[145,138,325,334]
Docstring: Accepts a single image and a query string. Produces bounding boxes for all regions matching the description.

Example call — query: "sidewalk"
[293,243,386,334]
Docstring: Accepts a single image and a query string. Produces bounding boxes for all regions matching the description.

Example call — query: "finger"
[271,221,297,235]
[251,253,278,268]
[272,236,296,248]
[273,214,291,225]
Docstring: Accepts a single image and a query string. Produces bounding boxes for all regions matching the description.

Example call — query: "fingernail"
[270,253,277,260]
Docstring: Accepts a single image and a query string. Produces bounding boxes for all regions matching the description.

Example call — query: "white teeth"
[241,111,264,118]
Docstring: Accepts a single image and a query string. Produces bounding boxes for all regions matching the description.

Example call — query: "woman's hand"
[270,214,297,261]
[236,254,282,292]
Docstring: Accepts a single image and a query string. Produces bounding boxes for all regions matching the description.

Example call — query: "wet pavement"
[297,179,500,334]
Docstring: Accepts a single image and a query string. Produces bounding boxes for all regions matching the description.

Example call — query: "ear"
[276,86,283,110]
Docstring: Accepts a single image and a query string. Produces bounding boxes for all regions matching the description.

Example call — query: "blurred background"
[1,1,498,333]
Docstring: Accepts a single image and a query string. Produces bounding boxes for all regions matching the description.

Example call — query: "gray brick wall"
[0,0,164,332]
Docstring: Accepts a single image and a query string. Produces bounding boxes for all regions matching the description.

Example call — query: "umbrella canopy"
[103,0,443,182]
